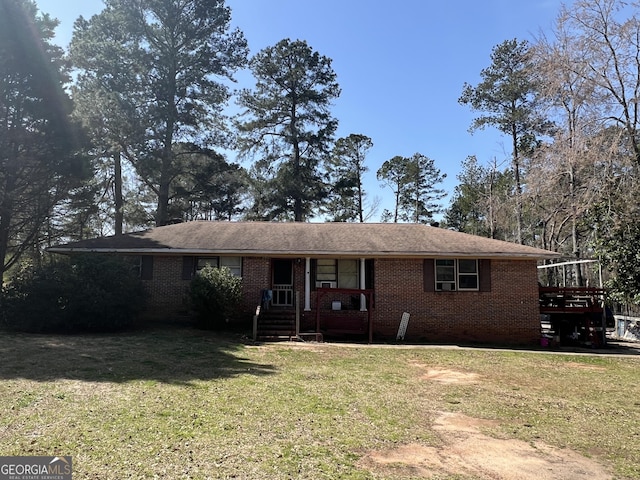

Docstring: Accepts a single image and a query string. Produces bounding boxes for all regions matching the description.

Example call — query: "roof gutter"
[47,247,559,260]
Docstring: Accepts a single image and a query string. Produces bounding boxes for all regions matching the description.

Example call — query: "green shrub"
[189,265,242,329]
[1,255,145,332]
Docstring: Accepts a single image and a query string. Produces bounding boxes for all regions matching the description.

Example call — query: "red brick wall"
[141,255,541,344]
[141,255,272,321]
[373,258,540,344]
[241,257,271,313]
[142,256,190,318]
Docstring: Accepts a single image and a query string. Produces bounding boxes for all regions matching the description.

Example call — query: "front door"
[272,259,293,306]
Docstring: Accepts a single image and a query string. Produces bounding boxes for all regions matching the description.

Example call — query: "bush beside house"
[1,255,145,332]
[189,265,243,329]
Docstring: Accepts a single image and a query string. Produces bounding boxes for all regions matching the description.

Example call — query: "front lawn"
[0,325,638,479]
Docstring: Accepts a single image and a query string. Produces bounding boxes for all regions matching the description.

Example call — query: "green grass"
[0,324,638,479]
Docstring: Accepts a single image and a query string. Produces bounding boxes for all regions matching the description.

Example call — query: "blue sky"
[36,0,569,220]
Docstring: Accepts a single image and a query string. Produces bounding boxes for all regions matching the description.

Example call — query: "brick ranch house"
[49,221,559,344]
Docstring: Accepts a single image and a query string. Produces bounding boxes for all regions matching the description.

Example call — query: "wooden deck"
[539,286,607,347]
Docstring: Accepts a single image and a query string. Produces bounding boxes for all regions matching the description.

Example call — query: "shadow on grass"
[0,323,276,384]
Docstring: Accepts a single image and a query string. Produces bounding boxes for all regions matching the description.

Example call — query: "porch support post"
[304,257,311,311]
[360,258,367,311]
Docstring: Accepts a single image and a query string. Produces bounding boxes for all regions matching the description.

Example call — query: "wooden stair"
[256,308,296,340]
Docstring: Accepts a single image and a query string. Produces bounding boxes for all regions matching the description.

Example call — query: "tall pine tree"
[70,0,248,227]
[0,0,87,279]
[459,39,552,244]
[325,134,374,222]
[377,153,446,224]
[236,39,340,222]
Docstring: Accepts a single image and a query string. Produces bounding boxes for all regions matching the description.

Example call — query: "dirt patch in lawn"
[360,411,613,479]
[409,362,481,384]
[565,361,607,371]
[421,368,480,384]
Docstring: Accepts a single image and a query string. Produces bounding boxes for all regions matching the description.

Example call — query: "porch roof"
[49,221,560,260]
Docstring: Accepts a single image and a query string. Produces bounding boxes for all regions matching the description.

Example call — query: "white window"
[196,256,242,277]
[220,256,242,277]
[316,259,359,288]
[196,257,218,271]
[457,259,479,290]
[316,259,337,282]
[435,259,478,291]
[435,259,456,291]
[338,259,359,289]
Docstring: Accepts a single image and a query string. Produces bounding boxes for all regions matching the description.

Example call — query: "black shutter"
[141,256,154,280]
[423,259,435,292]
[182,256,195,280]
[365,259,374,289]
[479,259,491,292]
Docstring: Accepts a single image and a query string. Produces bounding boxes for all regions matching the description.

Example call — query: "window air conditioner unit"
[316,281,337,288]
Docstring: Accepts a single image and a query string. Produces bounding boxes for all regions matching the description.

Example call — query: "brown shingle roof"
[48,221,559,259]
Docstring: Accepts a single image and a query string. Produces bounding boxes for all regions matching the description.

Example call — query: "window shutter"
[423,259,435,292]
[365,259,374,289]
[479,259,491,292]
[182,256,195,280]
[141,256,154,280]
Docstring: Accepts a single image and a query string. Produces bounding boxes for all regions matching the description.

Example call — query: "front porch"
[251,256,374,342]
[253,287,374,343]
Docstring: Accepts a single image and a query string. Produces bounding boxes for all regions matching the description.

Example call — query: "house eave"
[47,246,559,260]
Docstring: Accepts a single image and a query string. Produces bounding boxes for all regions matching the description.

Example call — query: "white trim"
[435,258,479,292]
[457,258,479,291]
[537,259,599,269]
[360,258,367,311]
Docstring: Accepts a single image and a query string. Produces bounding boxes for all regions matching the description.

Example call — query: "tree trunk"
[156,147,172,227]
[291,105,303,222]
[394,188,400,223]
[0,196,14,282]
[156,111,176,226]
[357,171,364,223]
[156,174,170,227]
[511,122,523,244]
[568,163,584,286]
[293,149,303,222]
[114,151,123,235]
[0,148,18,281]
[488,164,496,239]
